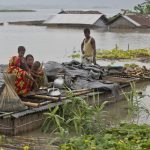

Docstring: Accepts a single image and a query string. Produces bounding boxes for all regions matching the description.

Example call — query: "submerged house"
[108,14,150,29]
[44,10,108,28]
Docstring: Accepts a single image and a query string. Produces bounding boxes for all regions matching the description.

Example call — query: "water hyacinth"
[69,48,150,60]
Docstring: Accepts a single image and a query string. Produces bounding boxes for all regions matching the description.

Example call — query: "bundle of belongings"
[45,60,122,100]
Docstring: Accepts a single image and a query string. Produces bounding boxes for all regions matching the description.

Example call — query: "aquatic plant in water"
[69,48,150,60]
[42,89,108,141]
[96,48,150,60]
[123,82,150,123]
[59,123,150,150]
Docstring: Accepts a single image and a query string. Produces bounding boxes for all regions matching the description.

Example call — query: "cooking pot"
[48,88,61,96]
[53,76,64,89]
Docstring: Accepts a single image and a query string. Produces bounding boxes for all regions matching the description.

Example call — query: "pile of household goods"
[45,60,121,92]
[123,65,150,78]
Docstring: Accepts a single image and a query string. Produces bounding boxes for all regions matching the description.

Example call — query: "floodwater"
[0,24,150,64]
[105,81,150,125]
[0,9,150,149]
[0,9,150,65]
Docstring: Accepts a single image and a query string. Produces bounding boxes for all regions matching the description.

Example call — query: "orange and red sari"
[7,56,33,96]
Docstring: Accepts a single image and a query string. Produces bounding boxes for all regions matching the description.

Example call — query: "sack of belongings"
[0,72,27,112]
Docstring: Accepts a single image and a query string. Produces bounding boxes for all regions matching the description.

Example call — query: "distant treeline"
[0,9,35,12]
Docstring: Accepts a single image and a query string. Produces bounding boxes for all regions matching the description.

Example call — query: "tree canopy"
[134,0,150,14]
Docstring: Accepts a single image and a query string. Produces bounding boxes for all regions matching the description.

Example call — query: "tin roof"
[125,14,150,27]
[108,14,150,27]
[58,10,102,14]
[123,15,141,26]
[44,14,104,25]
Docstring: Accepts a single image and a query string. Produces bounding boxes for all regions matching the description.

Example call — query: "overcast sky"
[0,0,144,9]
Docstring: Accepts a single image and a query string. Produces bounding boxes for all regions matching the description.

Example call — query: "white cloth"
[82,55,93,65]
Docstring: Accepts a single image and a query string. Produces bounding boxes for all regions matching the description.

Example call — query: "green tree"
[134,0,150,14]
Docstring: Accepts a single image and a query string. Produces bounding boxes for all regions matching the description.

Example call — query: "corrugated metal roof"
[44,14,103,25]
[126,14,150,27]
[123,16,141,26]
[58,10,102,14]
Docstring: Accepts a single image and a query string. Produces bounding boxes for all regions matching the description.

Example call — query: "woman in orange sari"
[7,46,34,96]
[7,46,29,73]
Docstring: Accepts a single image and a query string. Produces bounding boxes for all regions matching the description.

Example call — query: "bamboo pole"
[33,95,63,101]
[73,89,93,96]
[30,89,94,102]
[71,88,91,93]
[23,101,39,107]
[128,43,130,50]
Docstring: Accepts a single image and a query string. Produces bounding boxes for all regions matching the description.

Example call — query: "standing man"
[81,28,96,65]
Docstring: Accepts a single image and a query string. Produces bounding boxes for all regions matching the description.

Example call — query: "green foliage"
[96,48,150,60]
[134,0,150,14]
[59,123,150,150]
[69,48,150,60]
[42,90,108,140]
[123,82,150,123]
[69,53,80,59]
[42,83,150,149]
[41,105,65,134]
[124,63,139,68]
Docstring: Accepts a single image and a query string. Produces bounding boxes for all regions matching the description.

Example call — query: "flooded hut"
[44,10,108,28]
[8,20,44,26]
[108,14,150,29]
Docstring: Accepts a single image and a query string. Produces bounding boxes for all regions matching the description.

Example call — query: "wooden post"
[128,43,130,50]
[115,44,118,50]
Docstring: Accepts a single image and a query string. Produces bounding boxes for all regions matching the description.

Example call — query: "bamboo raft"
[0,76,148,135]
